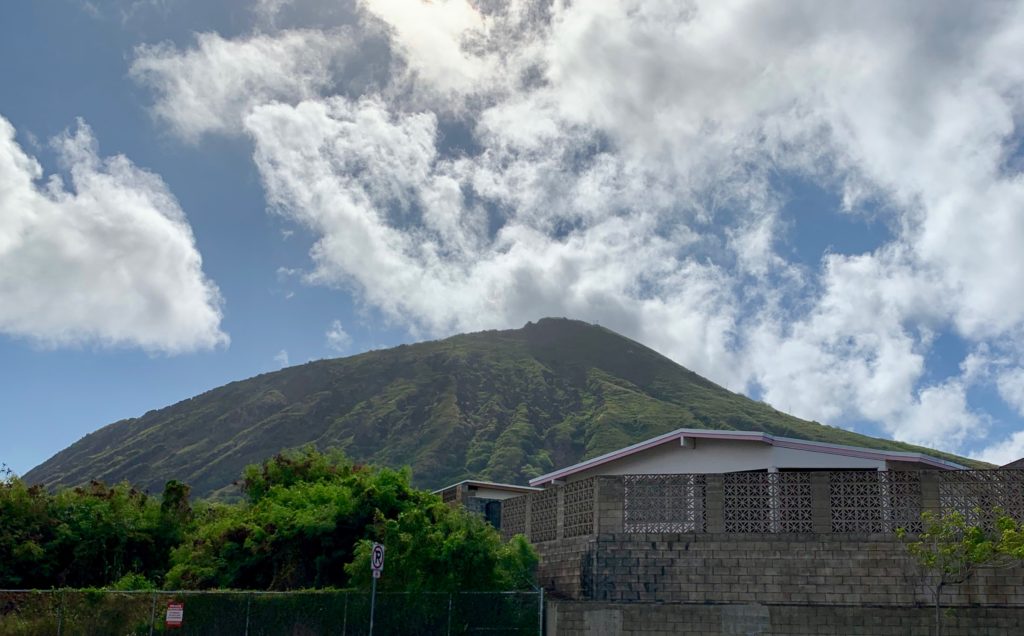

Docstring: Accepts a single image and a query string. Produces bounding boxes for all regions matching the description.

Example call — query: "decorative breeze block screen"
[939,470,1024,529]
[530,487,559,542]
[829,471,923,533]
[623,474,707,533]
[724,472,812,533]
[562,478,596,538]
[500,494,528,541]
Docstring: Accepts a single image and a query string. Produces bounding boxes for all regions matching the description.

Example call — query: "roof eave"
[528,427,965,486]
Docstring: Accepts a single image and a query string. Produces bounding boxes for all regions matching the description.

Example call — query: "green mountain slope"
[25,318,983,497]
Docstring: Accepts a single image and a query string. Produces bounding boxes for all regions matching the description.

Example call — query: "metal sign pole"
[369,575,377,636]
[369,541,384,636]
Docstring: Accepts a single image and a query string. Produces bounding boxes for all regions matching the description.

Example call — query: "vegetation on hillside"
[25,318,984,498]
[0,449,536,592]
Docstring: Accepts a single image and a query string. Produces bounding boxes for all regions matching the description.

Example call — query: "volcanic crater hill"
[25,318,982,497]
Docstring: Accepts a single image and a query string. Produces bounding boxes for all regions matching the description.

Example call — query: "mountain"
[25,318,983,497]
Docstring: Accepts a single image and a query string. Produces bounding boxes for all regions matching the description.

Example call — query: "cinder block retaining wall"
[502,471,1024,633]
[545,601,1024,635]
[552,532,1024,607]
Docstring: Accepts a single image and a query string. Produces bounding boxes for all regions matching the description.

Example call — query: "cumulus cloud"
[359,0,498,99]
[325,319,352,352]
[130,29,358,142]
[0,115,226,352]
[132,0,1024,455]
[977,430,1024,466]
[997,368,1024,417]
[274,349,290,367]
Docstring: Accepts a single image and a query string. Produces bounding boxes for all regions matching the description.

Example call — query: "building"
[528,427,964,488]
[433,479,541,529]
[493,428,1024,634]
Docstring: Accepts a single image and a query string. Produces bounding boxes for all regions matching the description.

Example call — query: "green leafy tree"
[995,515,1024,560]
[0,477,51,587]
[166,446,537,592]
[345,507,537,592]
[898,511,1021,636]
[0,476,189,588]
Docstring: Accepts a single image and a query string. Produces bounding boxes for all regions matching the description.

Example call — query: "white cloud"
[898,381,983,451]
[130,29,356,142]
[133,0,1024,454]
[274,349,290,367]
[997,368,1024,418]
[977,430,1024,466]
[243,95,744,379]
[0,115,226,353]
[359,0,499,100]
[325,319,352,352]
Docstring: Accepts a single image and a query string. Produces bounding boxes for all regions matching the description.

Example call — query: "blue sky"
[2,0,1024,475]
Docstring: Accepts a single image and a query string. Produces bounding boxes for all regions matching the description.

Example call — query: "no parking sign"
[371,542,385,578]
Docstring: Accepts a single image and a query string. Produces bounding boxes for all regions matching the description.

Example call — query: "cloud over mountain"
[130,0,1024,459]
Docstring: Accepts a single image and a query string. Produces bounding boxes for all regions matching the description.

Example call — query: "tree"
[166,446,538,591]
[898,511,1021,636]
[995,515,1024,560]
[345,506,537,592]
[0,475,190,588]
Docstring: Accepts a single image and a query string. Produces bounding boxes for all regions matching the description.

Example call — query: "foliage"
[897,511,999,585]
[25,319,985,499]
[898,510,1023,636]
[110,573,157,590]
[0,478,189,588]
[165,447,538,591]
[345,510,538,592]
[995,515,1024,559]
[2,448,536,593]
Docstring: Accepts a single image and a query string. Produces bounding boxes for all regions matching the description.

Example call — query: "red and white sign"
[166,602,184,629]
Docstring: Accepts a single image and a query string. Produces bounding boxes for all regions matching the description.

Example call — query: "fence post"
[244,592,252,636]
[342,591,348,636]
[538,587,544,636]
[56,589,63,636]
[148,591,157,636]
[446,593,453,636]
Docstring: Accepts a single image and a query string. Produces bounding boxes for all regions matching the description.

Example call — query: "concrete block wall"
[535,531,1024,606]
[546,601,1024,635]
[535,535,596,599]
[528,473,1024,602]
[525,471,1024,634]
[589,532,1024,607]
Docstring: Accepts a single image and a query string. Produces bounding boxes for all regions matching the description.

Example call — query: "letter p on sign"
[371,542,385,579]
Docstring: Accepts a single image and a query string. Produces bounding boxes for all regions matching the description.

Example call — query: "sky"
[2,0,1024,476]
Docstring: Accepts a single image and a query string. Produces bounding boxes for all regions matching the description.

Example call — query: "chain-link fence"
[0,589,542,636]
